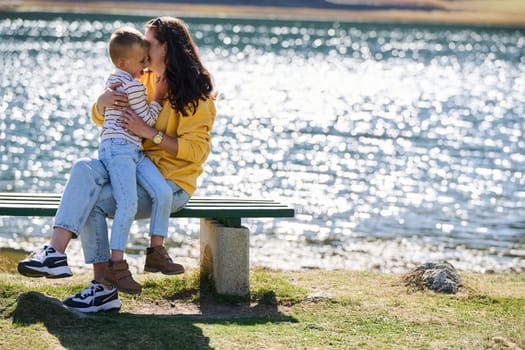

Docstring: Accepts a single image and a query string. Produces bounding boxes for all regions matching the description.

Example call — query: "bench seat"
[0,192,295,296]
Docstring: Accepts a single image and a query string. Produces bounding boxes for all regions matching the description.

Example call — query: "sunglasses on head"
[152,17,168,35]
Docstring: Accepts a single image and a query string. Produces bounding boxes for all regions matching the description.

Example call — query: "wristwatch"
[152,131,164,145]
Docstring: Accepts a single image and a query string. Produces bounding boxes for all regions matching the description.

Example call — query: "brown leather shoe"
[102,260,142,295]
[144,246,185,275]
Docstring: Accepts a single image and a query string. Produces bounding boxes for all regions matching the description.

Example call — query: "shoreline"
[1,0,524,26]
[2,233,524,275]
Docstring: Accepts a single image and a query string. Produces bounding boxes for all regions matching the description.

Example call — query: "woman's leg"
[62,179,131,313]
[53,158,110,239]
[49,227,74,253]
[63,180,189,312]
[18,158,109,278]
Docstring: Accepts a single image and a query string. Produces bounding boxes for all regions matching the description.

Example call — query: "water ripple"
[0,12,524,272]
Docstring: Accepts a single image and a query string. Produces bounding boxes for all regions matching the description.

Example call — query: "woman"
[17,16,216,313]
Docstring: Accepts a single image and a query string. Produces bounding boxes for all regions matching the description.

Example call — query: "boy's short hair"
[108,27,147,64]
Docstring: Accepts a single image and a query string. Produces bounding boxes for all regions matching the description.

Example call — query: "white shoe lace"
[78,283,97,299]
[29,246,49,260]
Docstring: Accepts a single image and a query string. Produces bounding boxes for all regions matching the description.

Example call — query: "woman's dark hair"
[146,17,214,116]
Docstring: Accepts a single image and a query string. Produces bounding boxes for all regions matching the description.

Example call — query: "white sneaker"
[17,245,73,278]
[63,280,121,313]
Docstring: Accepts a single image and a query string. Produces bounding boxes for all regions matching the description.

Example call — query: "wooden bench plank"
[0,192,295,219]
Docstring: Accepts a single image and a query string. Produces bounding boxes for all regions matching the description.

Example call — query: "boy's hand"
[108,82,129,109]
[99,82,129,110]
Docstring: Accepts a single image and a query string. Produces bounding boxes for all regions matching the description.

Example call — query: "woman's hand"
[96,82,130,114]
[119,108,157,140]
[119,107,179,156]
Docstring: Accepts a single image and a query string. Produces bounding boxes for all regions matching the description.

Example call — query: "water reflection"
[0,12,524,273]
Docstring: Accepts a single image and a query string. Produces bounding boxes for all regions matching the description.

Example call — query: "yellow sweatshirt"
[92,70,216,196]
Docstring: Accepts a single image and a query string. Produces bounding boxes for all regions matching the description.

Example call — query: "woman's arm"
[120,98,215,160]
[175,113,213,163]
[120,108,179,156]
[91,83,129,126]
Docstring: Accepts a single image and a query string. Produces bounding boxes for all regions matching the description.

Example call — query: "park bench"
[0,192,295,296]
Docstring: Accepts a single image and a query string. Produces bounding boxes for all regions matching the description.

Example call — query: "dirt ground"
[124,298,290,318]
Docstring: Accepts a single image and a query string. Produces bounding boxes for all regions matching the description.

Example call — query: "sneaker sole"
[144,266,185,275]
[18,263,73,279]
[66,299,122,313]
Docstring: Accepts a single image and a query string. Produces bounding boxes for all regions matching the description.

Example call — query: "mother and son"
[17,16,217,312]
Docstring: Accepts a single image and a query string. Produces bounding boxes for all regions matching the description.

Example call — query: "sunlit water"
[1,11,524,273]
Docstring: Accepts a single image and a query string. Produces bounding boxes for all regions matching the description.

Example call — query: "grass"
[1,267,524,350]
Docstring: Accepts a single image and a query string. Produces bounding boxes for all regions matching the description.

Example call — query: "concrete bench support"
[200,218,250,296]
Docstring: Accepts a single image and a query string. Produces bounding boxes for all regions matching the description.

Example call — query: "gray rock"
[403,261,462,294]
[16,291,89,319]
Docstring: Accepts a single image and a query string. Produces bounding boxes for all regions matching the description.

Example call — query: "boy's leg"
[105,160,137,255]
[136,155,172,238]
[135,157,190,275]
[99,141,139,254]
[99,141,141,294]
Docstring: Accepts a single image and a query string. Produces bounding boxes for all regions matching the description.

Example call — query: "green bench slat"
[0,192,295,219]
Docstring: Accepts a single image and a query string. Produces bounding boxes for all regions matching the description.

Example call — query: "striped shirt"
[100,68,162,146]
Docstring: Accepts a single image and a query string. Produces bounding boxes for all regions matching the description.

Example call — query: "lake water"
[1,11,524,273]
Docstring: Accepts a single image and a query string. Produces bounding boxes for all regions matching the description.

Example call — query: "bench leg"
[200,219,250,296]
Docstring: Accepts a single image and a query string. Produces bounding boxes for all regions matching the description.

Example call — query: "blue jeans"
[53,157,190,264]
[98,138,172,251]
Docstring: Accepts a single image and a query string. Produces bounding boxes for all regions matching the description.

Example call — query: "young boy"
[98,27,171,295]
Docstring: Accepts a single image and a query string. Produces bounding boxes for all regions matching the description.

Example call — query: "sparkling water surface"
[1,12,524,273]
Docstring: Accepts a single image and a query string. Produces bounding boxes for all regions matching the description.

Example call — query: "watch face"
[153,133,163,144]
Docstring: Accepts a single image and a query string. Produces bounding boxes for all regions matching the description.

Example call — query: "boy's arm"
[123,80,162,126]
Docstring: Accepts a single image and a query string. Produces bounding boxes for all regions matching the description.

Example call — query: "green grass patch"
[1,269,523,349]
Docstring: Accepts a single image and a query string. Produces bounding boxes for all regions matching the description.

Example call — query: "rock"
[14,291,89,323]
[492,336,523,349]
[402,261,462,294]
[306,292,334,301]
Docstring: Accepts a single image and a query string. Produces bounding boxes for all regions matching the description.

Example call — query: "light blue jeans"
[53,157,190,264]
[98,138,172,251]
